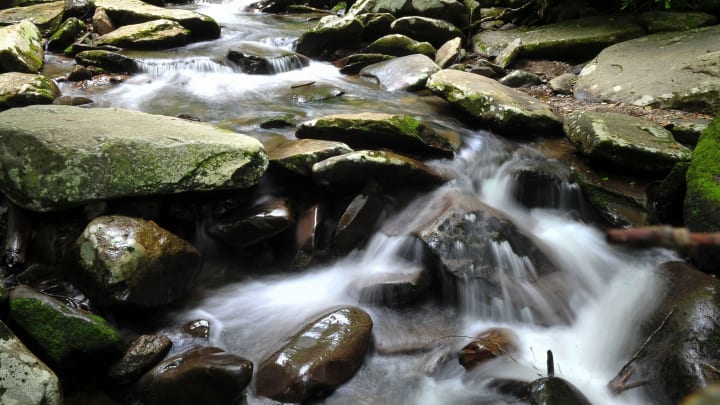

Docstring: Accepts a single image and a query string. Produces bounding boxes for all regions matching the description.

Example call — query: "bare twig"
[547,350,554,377]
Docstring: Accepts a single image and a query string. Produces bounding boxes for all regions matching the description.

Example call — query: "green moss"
[685,116,720,231]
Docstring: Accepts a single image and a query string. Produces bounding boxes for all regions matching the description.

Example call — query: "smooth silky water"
[47,3,678,403]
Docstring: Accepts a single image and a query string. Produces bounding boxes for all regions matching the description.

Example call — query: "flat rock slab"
[427,69,562,136]
[360,54,440,91]
[268,138,353,176]
[564,111,691,172]
[0,105,268,211]
[95,19,190,49]
[0,72,59,110]
[472,14,645,61]
[574,25,720,115]
[0,1,64,35]
[348,0,467,28]
[0,21,43,73]
[638,11,717,33]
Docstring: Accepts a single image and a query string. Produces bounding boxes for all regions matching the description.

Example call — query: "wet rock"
[295,15,363,59]
[206,198,294,247]
[574,25,720,115]
[498,69,542,88]
[94,0,220,40]
[180,319,210,338]
[338,53,394,74]
[72,215,202,307]
[465,58,506,79]
[360,54,439,91]
[52,95,94,106]
[0,72,60,110]
[648,162,688,226]
[494,37,521,69]
[349,266,429,307]
[349,0,467,28]
[0,320,62,405]
[95,19,190,50]
[109,334,173,384]
[511,160,579,210]
[390,16,462,48]
[269,138,353,176]
[573,165,649,227]
[357,12,394,42]
[363,34,435,58]
[638,11,717,33]
[256,306,373,403]
[637,261,720,405]
[564,111,691,173]
[67,64,95,81]
[283,82,345,104]
[472,14,644,61]
[427,69,562,136]
[548,72,576,94]
[136,346,253,405]
[334,184,386,254]
[292,204,322,268]
[64,0,95,19]
[527,376,591,405]
[227,42,309,74]
[297,112,454,157]
[93,7,116,35]
[0,2,64,36]
[75,50,140,73]
[0,21,43,73]
[435,37,463,68]
[458,327,519,370]
[47,17,86,53]
[0,105,267,211]
[8,285,119,364]
[667,118,709,147]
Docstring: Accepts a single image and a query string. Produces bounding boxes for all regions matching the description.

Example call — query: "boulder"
[435,36,463,68]
[338,53,394,74]
[472,14,644,61]
[0,320,62,405]
[8,285,120,364]
[0,21,43,73]
[334,184,386,254]
[648,162,689,226]
[47,17,86,53]
[292,204,322,268]
[357,12,394,42]
[295,15,364,59]
[95,19,190,49]
[360,53,440,91]
[548,72,576,94]
[637,261,720,404]
[390,16,462,48]
[227,42,309,74]
[296,112,454,157]
[668,118,710,146]
[75,50,140,73]
[73,215,202,307]
[255,306,373,403]
[205,198,294,247]
[0,72,60,110]
[574,25,720,115]
[349,266,429,307]
[136,347,253,405]
[427,69,562,135]
[0,2,64,36]
[93,7,116,35]
[349,0,467,28]
[527,376,592,405]
[498,70,542,88]
[363,34,435,57]
[0,105,268,211]
[638,11,717,33]
[268,138,353,176]
[563,111,691,172]
[64,0,94,19]
[458,327,519,370]
[312,150,446,189]
[94,0,220,40]
[109,334,173,384]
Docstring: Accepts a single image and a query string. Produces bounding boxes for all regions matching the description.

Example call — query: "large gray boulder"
[95,19,190,49]
[390,16,462,48]
[295,15,363,59]
[0,21,43,73]
[0,320,62,405]
[0,2,64,36]
[73,215,202,307]
[574,25,720,115]
[563,111,691,172]
[360,54,440,92]
[427,69,562,135]
[349,0,467,28]
[472,14,645,61]
[0,73,60,110]
[0,105,268,211]
[94,0,220,40]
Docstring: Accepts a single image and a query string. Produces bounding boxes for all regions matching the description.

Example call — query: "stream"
[47,2,679,403]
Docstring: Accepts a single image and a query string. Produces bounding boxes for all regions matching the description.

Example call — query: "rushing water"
[48,3,680,403]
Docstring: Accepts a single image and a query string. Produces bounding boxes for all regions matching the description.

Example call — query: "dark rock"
[349,266,429,307]
[180,319,210,339]
[75,50,140,73]
[667,118,709,147]
[348,0,467,28]
[334,184,386,254]
[136,347,253,405]
[338,53,395,75]
[357,12,394,42]
[573,165,648,228]
[67,64,94,81]
[227,42,309,74]
[47,17,86,53]
[511,160,580,210]
[648,162,689,226]
[527,376,591,405]
[206,198,294,247]
[458,327,519,370]
[360,53,440,91]
[390,16,462,48]
[465,58,506,78]
[255,306,372,403]
[498,69,542,88]
[363,34,435,57]
[109,334,173,384]
[296,15,363,59]
[292,204,322,268]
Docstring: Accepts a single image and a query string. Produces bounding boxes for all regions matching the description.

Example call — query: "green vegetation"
[684,117,720,231]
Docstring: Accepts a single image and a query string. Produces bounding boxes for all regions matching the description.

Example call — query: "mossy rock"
[95,19,190,50]
[357,12,394,42]
[47,17,86,53]
[363,34,435,58]
[0,2,64,36]
[0,72,60,110]
[359,53,440,91]
[0,21,44,73]
[268,138,353,176]
[8,285,120,364]
[685,116,720,232]
[74,50,140,73]
[390,16,462,48]
[296,15,364,59]
[648,162,689,226]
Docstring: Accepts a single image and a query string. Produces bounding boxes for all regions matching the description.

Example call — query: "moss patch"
[685,116,720,231]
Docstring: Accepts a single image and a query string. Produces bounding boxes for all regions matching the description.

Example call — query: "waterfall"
[135,57,234,75]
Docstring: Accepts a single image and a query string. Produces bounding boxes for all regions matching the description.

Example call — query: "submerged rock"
[0,320,62,405]
[0,72,60,110]
[256,306,373,403]
[459,328,519,370]
[109,334,173,384]
[574,25,720,114]
[527,376,592,405]
[349,266,430,307]
[295,15,363,59]
[136,347,253,405]
[268,138,353,176]
[73,215,201,307]
[0,2,64,36]
[227,42,309,74]
[8,285,120,364]
[390,16,462,48]
[0,105,268,211]
[363,34,435,58]
[0,21,44,73]
[206,198,294,247]
[564,111,691,172]
[74,50,140,73]
[360,53,440,91]
[427,69,562,136]
[95,19,190,50]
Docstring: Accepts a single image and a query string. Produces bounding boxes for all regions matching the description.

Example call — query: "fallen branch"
[608,306,676,395]
[606,226,720,251]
